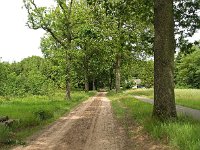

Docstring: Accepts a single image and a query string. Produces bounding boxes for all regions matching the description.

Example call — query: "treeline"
[0,55,154,97]
[1,0,199,99]
[0,56,55,96]
[1,43,199,97]
[22,0,199,100]
[175,45,200,89]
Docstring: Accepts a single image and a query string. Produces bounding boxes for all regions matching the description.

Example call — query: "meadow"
[108,92,200,150]
[0,91,96,148]
[129,88,200,110]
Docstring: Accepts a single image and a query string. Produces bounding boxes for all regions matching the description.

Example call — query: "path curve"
[13,92,126,150]
[134,96,200,121]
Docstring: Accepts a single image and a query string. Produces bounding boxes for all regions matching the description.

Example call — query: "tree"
[0,56,55,96]
[0,61,10,96]
[153,0,177,119]
[23,0,74,99]
[176,46,200,88]
[174,0,200,54]
[39,1,112,92]
[89,0,154,92]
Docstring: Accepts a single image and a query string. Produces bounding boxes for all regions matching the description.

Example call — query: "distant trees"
[121,58,154,89]
[176,45,200,89]
[23,0,155,96]
[0,61,10,96]
[0,56,55,96]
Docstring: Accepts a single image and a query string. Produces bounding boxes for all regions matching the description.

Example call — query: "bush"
[176,49,200,89]
[125,81,135,89]
[0,125,12,144]
[34,109,54,121]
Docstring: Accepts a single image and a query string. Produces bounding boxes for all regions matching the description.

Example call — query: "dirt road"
[13,92,127,150]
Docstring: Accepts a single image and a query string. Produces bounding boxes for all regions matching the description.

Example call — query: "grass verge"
[0,91,96,149]
[108,91,200,150]
[129,88,200,110]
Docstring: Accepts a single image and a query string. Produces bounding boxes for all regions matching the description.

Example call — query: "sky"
[0,1,199,62]
[0,1,55,62]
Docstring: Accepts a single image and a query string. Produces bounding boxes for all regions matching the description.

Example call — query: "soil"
[13,93,170,150]
[13,92,127,150]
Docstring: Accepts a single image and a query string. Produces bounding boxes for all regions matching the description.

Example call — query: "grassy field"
[108,92,200,150]
[0,91,96,149]
[129,88,200,110]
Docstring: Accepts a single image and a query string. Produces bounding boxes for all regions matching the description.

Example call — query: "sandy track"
[13,92,126,150]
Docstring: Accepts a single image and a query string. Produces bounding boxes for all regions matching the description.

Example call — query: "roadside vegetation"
[0,91,96,149]
[108,91,200,150]
[130,89,200,110]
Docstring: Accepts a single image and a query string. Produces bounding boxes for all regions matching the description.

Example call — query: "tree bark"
[92,78,96,91]
[65,51,71,100]
[84,73,89,92]
[115,53,121,93]
[84,55,89,92]
[153,0,177,119]
[109,67,114,90]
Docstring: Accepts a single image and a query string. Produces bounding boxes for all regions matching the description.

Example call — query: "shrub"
[176,49,200,89]
[34,109,54,121]
[0,125,12,144]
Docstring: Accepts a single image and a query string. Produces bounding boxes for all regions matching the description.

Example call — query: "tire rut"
[13,93,126,150]
[55,97,102,150]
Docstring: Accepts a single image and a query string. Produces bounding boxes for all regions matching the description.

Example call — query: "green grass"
[129,88,200,110]
[127,88,154,98]
[175,89,200,110]
[108,92,200,150]
[0,91,96,149]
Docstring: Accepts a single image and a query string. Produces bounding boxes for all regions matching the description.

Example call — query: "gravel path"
[13,93,127,150]
[134,96,200,121]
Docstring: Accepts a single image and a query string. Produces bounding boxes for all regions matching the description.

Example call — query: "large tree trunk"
[153,0,177,119]
[115,53,121,93]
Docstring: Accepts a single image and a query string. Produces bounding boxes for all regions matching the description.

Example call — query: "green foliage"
[174,0,200,39]
[34,109,54,121]
[121,60,154,88]
[0,62,11,96]
[123,80,135,89]
[0,56,56,97]
[0,125,12,144]
[23,0,156,92]
[21,0,199,92]
[176,48,200,89]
